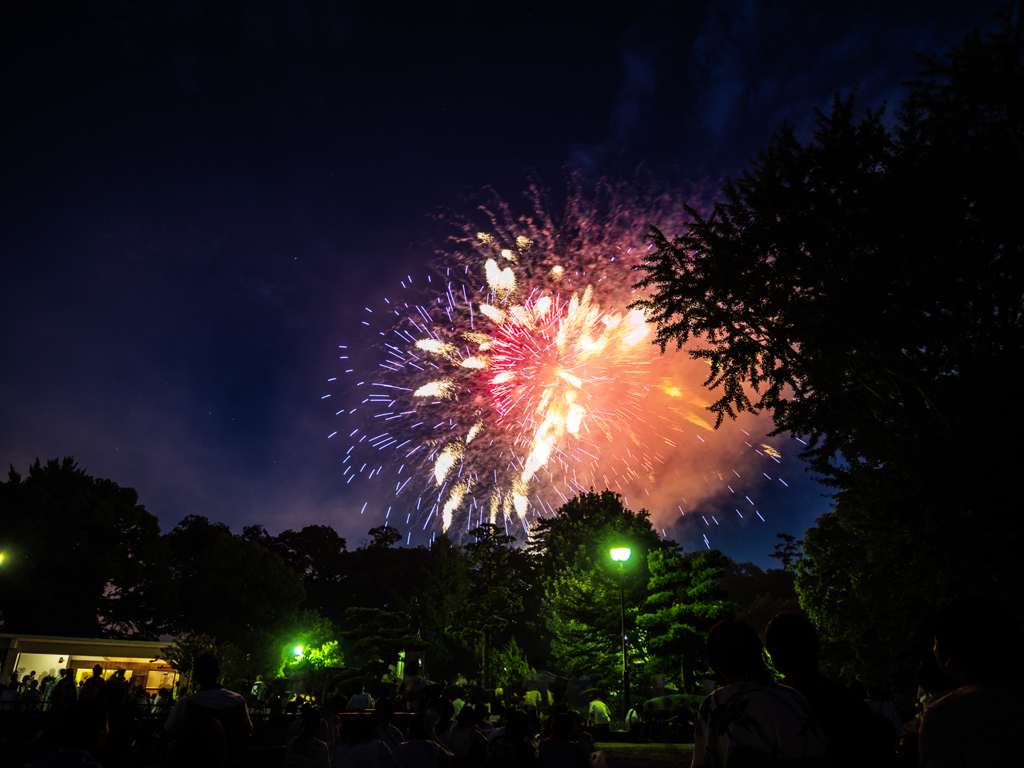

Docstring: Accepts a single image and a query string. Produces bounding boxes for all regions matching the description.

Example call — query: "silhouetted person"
[95,675,137,767]
[765,611,896,766]
[474,702,495,735]
[80,665,104,699]
[1,681,21,711]
[24,699,109,767]
[484,709,536,768]
[693,619,827,767]
[393,712,448,768]
[332,712,396,768]
[22,679,43,710]
[538,712,587,768]
[49,669,78,710]
[447,705,487,768]
[153,686,173,714]
[918,595,1024,767]
[167,713,228,768]
[287,704,331,768]
[164,653,252,760]
[375,697,406,750]
[433,698,457,748]
[863,682,901,738]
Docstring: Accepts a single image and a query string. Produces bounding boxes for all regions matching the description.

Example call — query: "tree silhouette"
[0,457,170,638]
[633,5,1024,692]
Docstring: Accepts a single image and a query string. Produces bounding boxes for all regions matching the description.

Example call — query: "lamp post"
[610,547,631,719]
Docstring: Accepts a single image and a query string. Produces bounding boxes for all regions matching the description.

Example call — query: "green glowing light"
[610,547,631,562]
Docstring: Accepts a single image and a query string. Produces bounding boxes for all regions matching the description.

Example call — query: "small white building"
[0,633,178,693]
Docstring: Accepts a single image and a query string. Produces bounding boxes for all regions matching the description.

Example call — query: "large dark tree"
[243,523,348,625]
[0,458,170,638]
[449,524,528,689]
[634,7,1023,693]
[165,515,305,646]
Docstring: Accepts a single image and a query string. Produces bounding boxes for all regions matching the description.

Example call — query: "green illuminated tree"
[290,638,345,701]
[341,606,427,682]
[637,548,737,692]
[531,491,668,693]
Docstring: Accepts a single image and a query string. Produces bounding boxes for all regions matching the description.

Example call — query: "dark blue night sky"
[0,0,1006,565]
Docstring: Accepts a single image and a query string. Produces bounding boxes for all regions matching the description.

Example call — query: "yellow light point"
[434,442,463,485]
[415,339,457,358]
[476,232,493,243]
[533,296,552,316]
[491,371,515,385]
[516,236,532,250]
[762,445,781,459]
[479,304,506,324]
[460,357,488,369]
[485,258,516,296]
[661,386,683,398]
[467,421,484,443]
[441,481,467,531]
[414,379,456,399]
[490,492,500,524]
[500,248,514,261]
[557,370,583,388]
[551,265,564,278]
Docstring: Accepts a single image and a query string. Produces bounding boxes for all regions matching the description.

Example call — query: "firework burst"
[329,175,789,541]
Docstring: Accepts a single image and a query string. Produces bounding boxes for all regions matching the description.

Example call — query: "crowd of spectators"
[0,594,1019,767]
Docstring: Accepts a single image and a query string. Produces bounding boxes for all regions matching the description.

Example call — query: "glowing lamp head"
[293,646,304,658]
[610,547,631,562]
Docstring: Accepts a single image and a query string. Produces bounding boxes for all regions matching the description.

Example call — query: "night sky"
[1,0,1005,566]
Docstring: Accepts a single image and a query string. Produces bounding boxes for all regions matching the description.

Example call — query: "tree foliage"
[0,458,170,638]
[531,491,668,693]
[637,548,737,691]
[634,5,1024,693]
[449,524,525,688]
[165,515,306,646]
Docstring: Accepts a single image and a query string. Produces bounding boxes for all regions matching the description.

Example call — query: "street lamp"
[610,547,631,719]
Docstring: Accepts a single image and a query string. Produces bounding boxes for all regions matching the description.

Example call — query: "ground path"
[595,741,695,768]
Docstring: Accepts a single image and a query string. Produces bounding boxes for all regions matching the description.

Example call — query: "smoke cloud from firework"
[328,175,794,545]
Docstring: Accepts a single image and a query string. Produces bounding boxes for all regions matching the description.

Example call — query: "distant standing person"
[587,695,610,741]
[49,669,78,709]
[80,666,105,699]
[348,685,374,711]
[252,675,268,701]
